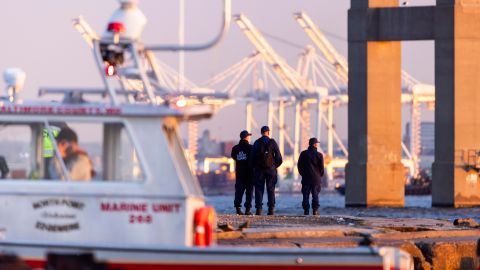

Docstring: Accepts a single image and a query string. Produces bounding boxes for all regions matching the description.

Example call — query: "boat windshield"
[0,120,145,182]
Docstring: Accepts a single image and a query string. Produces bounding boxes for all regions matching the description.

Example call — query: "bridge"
[347,0,480,207]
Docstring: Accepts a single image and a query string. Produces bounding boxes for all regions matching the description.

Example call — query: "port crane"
[233,14,324,173]
[203,14,353,182]
[294,12,348,84]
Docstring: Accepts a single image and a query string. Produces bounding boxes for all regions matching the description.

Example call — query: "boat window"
[0,124,34,179]
[0,121,145,182]
[101,122,145,182]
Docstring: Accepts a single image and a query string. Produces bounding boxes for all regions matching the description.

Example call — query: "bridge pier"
[433,0,480,207]
[346,0,404,207]
[346,0,480,207]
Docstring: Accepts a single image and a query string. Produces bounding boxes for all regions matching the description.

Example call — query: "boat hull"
[0,241,403,270]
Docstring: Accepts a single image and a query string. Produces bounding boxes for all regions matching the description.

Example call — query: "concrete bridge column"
[346,0,404,207]
[433,0,480,207]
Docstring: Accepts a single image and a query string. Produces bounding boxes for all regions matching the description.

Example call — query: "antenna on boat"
[69,0,231,106]
[146,0,231,51]
[3,68,26,103]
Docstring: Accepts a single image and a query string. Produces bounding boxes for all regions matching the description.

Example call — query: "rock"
[216,214,480,269]
[238,220,251,230]
[358,233,374,246]
[218,220,250,232]
[453,218,478,228]
[216,231,243,240]
[398,242,431,270]
[416,240,478,270]
[218,223,236,232]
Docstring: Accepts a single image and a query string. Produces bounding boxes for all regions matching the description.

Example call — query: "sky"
[0,0,436,142]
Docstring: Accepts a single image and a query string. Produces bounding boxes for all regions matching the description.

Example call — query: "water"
[207,191,480,222]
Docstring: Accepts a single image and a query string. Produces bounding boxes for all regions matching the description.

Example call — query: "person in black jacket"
[252,126,283,215]
[0,156,9,179]
[231,130,254,215]
[297,138,324,215]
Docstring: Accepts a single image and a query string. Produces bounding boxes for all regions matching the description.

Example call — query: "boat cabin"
[0,98,212,247]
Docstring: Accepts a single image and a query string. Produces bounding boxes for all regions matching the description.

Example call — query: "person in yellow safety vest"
[43,125,61,179]
[43,127,60,158]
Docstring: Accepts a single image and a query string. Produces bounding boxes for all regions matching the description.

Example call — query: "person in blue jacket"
[252,126,282,215]
[231,130,254,215]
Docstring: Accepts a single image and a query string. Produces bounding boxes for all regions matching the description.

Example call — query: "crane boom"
[234,14,308,97]
[294,12,349,83]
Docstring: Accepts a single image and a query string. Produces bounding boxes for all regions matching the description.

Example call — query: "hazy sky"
[0,0,436,142]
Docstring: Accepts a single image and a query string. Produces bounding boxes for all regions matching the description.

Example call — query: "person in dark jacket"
[252,126,283,215]
[0,156,9,179]
[297,138,324,215]
[231,130,254,215]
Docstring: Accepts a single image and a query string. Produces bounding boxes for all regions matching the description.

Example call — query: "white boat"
[0,97,413,270]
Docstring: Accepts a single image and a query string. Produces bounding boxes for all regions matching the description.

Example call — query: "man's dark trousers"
[234,177,253,208]
[302,184,320,211]
[254,168,276,208]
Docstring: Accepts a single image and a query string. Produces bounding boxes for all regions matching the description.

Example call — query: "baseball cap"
[260,126,270,133]
[309,137,319,146]
[240,130,252,139]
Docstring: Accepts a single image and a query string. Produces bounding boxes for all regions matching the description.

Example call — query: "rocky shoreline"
[217,214,480,270]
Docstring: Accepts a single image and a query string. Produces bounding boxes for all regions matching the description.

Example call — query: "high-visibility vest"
[43,127,60,158]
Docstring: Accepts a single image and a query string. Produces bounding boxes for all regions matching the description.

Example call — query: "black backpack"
[258,139,274,168]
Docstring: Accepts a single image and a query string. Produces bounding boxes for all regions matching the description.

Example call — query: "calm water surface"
[207,191,480,222]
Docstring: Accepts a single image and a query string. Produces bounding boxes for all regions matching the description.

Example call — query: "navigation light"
[105,64,116,76]
[107,22,126,33]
